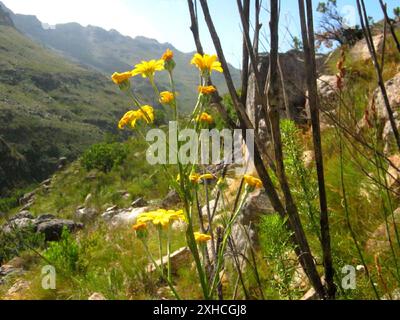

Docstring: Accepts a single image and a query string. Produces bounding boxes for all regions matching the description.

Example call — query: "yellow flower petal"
[194,232,212,243]
[132,222,147,231]
[159,91,175,105]
[243,175,263,189]
[191,53,223,75]
[198,85,217,95]
[131,59,165,79]
[111,71,133,85]
[196,112,214,124]
[162,48,174,61]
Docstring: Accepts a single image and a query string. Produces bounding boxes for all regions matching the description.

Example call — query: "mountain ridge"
[4,3,240,107]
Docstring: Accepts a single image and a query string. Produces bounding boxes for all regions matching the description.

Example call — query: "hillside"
[4,3,240,109]
[0,5,134,194]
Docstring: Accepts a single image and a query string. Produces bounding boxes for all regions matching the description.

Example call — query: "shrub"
[44,228,86,274]
[0,224,44,264]
[259,214,297,299]
[81,142,128,173]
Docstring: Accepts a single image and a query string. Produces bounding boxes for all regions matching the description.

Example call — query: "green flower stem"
[208,188,250,298]
[158,226,164,278]
[167,225,172,283]
[150,78,160,98]
[168,71,179,123]
[140,239,181,300]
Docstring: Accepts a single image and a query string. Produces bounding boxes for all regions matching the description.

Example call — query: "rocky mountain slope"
[3,2,240,109]
[0,1,240,194]
[0,4,134,194]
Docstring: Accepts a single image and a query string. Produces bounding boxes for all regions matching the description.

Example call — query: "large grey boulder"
[246,50,326,134]
[36,219,83,241]
[358,72,400,155]
[1,211,83,242]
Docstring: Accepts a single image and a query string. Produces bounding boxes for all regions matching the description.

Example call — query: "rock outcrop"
[246,50,326,133]
[146,247,192,274]
[365,207,400,255]
[350,34,384,62]
[1,211,83,241]
[0,3,14,27]
[358,72,400,155]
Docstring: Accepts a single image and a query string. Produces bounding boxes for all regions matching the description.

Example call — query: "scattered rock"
[57,157,68,170]
[201,199,224,219]
[301,287,319,300]
[156,286,173,300]
[132,197,148,208]
[303,150,315,169]
[171,219,187,232]
[246,50,325,127]
[10,211,34,221]
[85,172,98,181]
[117,190,131,200]
[382,288,400,300]
[290,263,310,291]
[146,247,192,274]
[4,279,31,300]
[88,292,107,300]
[300,277,325,300]
[36,219,83,241]
[0,264,24,277]
[19,191,36,210]
[351,34,384,61]
[40,178,52,187]
[19,191,35,206]
[356,265,366,273]
[240,189,274,227]
[1,212,83,242]
[75,207,98,222]
[162,190,181,209]
[305,75,338,126]
[387,154,400,195]
[110,207,149,227]
[365,207,400,255]
[358,72,400,155]
[101,205,119,221]
[84,193,93,206]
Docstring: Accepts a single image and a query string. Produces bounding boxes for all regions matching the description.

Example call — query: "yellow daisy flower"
[162,48,174,61]
[196,112,214,124]
[189,172,201,184]
[132,222,147,231]
[243,175,263,189]
[137,209,185,228]
[159,91,175,105]
[191,53,223,75]
[194,232,212,243]
[199,173,214,181]
[131,59,165,79]
[198,85,217,95]
[111,71,133,85]
[118,105,154,129]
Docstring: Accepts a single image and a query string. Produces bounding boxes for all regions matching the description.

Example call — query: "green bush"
[44,228,86,274]
[81,142,128,173]
[0,197,18,213]
[259,214,297,299]
[0,224,44,264]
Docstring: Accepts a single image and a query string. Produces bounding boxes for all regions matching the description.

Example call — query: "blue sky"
[2,0,399,67]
